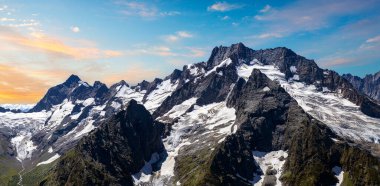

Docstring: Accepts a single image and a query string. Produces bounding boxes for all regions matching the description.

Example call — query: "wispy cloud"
[207,2,242,12]
[71,26,80,33]
[162,31,193,42]
[123,45,205,58]
[366,35,380,43]
[221,16,230,20]
[259,5,271,13]
[253,0,378,38]
[115,1,180,19]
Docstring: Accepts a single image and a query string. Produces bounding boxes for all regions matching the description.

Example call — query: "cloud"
[123,45,205,58]
[0,64,70,103]
[207,2,242,12]
[259,5,271,13]
[163,31,193,42]
[366,35,380,43]
[253,0,378,38]
[221,16,230,20]
[0,26,123,60]
[71,26,80,33]
[0,17,15,22]
[254,33,283,39]
[115,1,180,19]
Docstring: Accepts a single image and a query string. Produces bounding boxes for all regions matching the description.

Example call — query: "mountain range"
[0,43,379,186]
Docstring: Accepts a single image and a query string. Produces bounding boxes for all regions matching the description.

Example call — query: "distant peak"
[117,80,129,87]
[230,42,247,49]
[64,74,81,85]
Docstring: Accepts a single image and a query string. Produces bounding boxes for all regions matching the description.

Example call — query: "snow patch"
[144,79,179,113]
[263,86,271,92]
[36,153,60,166]
[205,58,232,76]
[332,166,344,186]
[290,66,297,73]
[132,152,161,184]
[252,150,288,186]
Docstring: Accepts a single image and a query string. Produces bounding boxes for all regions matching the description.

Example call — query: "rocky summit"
[1,43,380,186]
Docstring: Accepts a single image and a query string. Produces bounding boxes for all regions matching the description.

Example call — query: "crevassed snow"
[245,64,380,143]
[160,98,198,119]
[332,166,344,186]
[36,153,60,166]
[205,58,232,76]
[144,79,179,112]
[11,132,37,161]
[0,104,35,112]
[252,150,288,186]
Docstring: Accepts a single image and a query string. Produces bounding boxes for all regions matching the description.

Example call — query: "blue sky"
[0,0,380,103]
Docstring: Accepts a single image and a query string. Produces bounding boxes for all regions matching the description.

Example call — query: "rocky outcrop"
[343,72,380,101]
[40,100,164,185]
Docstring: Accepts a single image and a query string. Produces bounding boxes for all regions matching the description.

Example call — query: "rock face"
[343,71,380,101]
[41,100,164,185]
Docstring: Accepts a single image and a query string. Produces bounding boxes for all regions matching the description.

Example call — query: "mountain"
[343,71,380,101]
[41,100,164,185]
[1,43,380,185]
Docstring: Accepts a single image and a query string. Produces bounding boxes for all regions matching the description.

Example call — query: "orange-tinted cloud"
[0,26,123,60]
[0,64,71,103]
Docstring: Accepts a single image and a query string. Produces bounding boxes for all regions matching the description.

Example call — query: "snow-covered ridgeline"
[237,62,380,143]
[0,104,35,112]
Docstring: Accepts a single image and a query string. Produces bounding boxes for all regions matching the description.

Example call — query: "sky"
[0,0,379,103]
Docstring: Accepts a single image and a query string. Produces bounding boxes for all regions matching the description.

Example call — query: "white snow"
[252,150,288,186]
[263,87,271,92]
[114,84,145,103]
[36,153,60,166]
[47,99,75,129]
[11,132,37,161]
[160,98,198,119]
[144,79,179,112]
[78,80,90,87]
[132,152,161,184]
[290,66,297,73]
[237,63,255,80]
[332,166,344,186]
[188,65,205,76]
[48,147,53,153]
[0,104,35,112]
[205,58,232,76]
[74,120,96,138]
[292,75,300,81]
